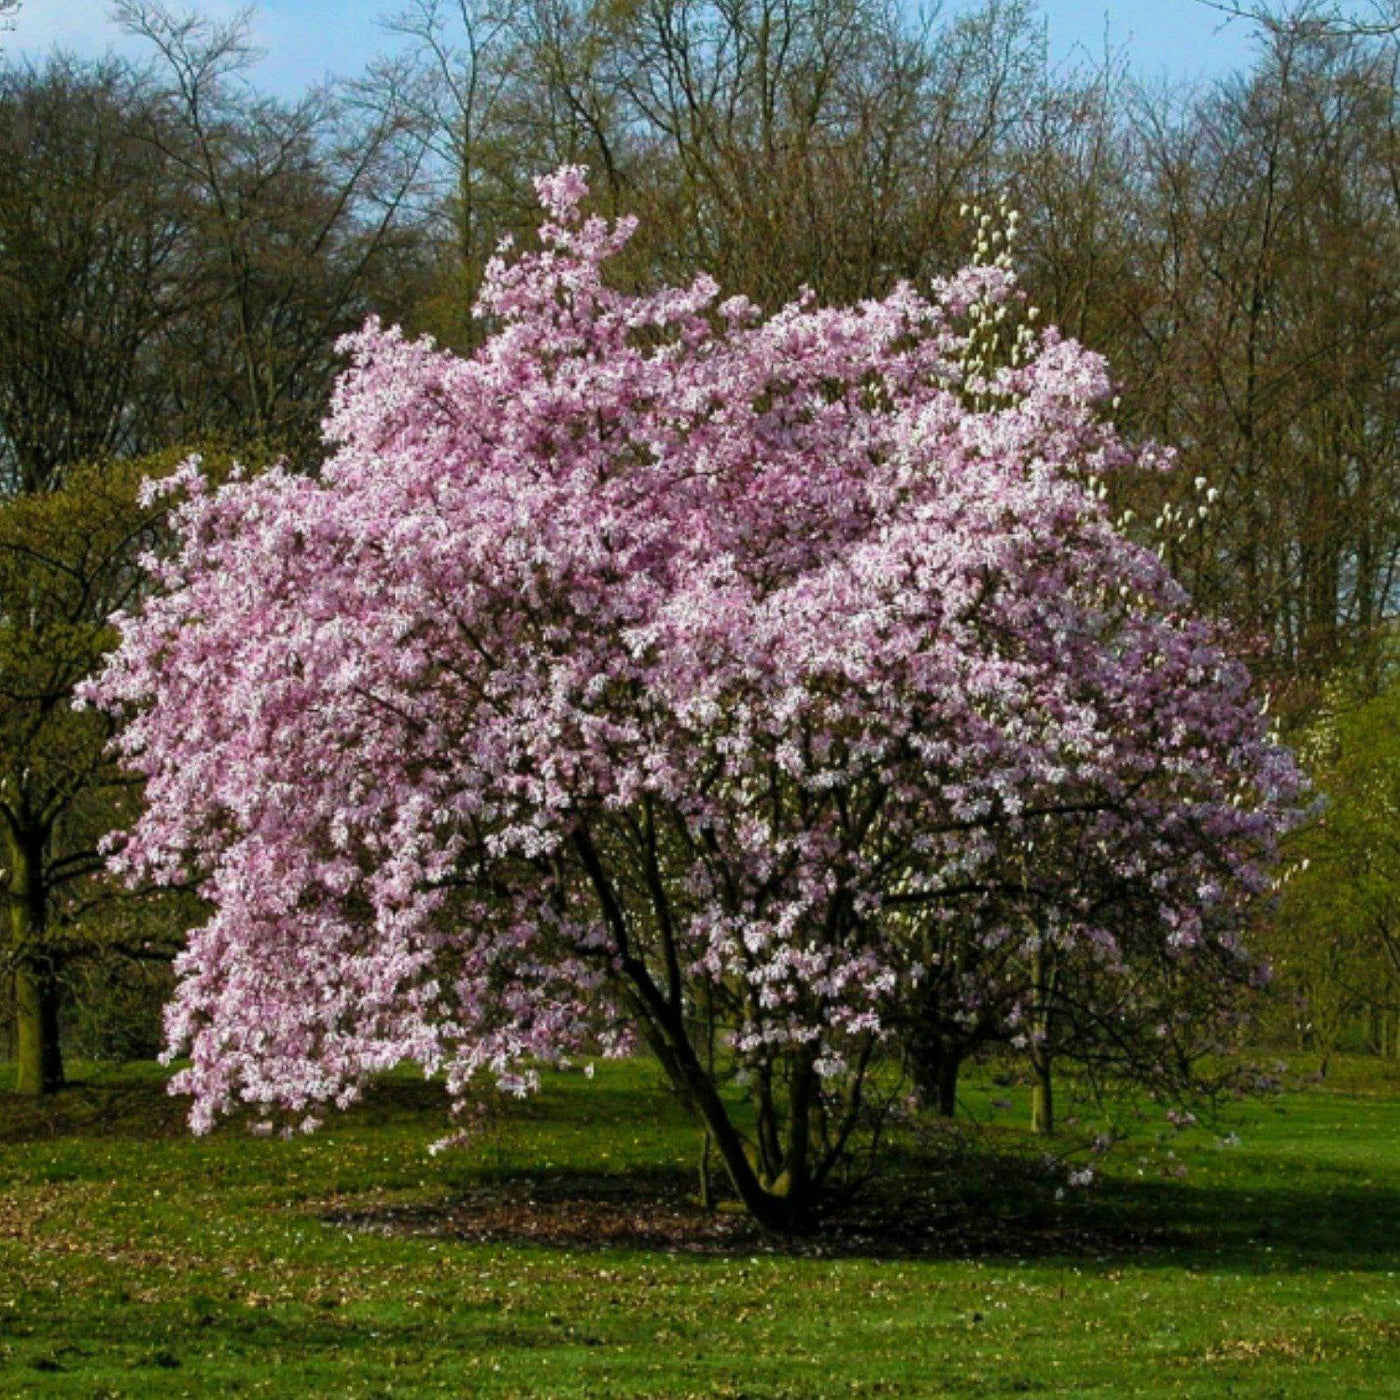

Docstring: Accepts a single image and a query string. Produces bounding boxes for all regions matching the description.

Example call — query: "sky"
[6,0,1267,95]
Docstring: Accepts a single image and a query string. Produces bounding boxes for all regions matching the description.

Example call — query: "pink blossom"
[85,170,1299,1225]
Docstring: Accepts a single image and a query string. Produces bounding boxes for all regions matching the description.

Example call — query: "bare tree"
[391,0,1049,330]
[1,10,435,482]
[1196,0,1400,38]
[0,59,184,492]
[365,0,523,340]
[116,0,432,458]
[1120,24,1400,685]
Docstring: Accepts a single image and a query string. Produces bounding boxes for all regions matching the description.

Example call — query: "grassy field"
[0,1055,1396,1398]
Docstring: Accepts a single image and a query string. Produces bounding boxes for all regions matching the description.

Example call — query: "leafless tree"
[0,59,184,491]
[1196,0,1400,38]
[1119,24,1400,685]
[115,0,432,458]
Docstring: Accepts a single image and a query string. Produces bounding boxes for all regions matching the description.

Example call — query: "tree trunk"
[914,1043,961,1118]
[1031,1054,1053,1137]
[698,1129,714,1212]
[14,961,63,1096]
[935,1051,959,1118]
[626,983,815,1233]
[1030,938,1054,1137]
[7,826,62,1096]
[574,827,816,1233]
[689,1061,815,1233]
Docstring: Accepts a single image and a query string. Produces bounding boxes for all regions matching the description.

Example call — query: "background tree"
[1115,24,1400,691]
[0,9,434,488]
[385,0,1046,342]
[372,0,526,343]
[0,60,183,492]
[116,0,432,463]
[0,454,198,1094]
[0,13,436,1074]
[1274,658,1400,1065]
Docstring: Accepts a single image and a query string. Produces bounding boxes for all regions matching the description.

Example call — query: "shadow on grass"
[1082,1175,1400,1273]
[7,1067,1393,1276]
[0,1072,189,1143]
[0,1068,468,1144]
[318,1073,1400,1269]
[318,1156,1400,1270]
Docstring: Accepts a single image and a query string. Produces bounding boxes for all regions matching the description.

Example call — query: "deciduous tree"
[1274,661,1400,1065]
[0,455,193,1093]
[90,172,1299,1229]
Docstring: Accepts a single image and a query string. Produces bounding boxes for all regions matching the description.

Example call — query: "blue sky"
[8,0,1266,94]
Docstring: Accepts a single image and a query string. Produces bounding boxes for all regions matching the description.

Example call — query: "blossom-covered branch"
[86,168,1301,1232]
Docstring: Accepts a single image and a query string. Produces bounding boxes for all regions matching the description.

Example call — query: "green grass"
[0,1055,1396,1397]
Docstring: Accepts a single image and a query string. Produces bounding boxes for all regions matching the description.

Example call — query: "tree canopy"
[89,173,1301,1229]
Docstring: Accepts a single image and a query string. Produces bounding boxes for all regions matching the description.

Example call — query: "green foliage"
[0,451,215,1077]
[1272,662,1400,1058]
[61,953,174,1061]
[0,457,162,853]
[0,1057,1395,1395]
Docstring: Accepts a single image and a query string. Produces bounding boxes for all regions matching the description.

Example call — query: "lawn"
[0,1055,1396,1397]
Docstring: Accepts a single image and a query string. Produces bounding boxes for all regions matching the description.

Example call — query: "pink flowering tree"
[85,169,1300,1232]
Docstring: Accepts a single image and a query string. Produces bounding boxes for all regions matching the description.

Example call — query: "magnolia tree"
[86,170,1300,1232]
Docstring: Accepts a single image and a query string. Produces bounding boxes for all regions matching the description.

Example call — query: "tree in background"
[115,1,432,462]
[377,0,1048,339]
[5,1,1393,682]
[1115,23,1400,692]
[0,8,433,488]
[1274,658,1400,1065]
[0,6,438,1074]
[0,60,182,492]
[0,454,199,1094]
[0,9,433,1075]
[90,174,1298,1228]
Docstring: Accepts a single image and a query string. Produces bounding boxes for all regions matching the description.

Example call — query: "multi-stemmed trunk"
[629,986,822,1234]
[573,815,892,1234]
